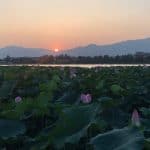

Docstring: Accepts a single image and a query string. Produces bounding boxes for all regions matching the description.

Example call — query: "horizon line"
[0,36,150,51]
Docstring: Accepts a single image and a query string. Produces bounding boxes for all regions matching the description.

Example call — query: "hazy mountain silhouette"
[0,37,150,58]
[60,37,150,56]
[0,46,53,58]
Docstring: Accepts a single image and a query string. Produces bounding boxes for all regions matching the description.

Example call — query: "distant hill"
[0,46,53,58]
[0,37,150,58]
[59,37,150,56]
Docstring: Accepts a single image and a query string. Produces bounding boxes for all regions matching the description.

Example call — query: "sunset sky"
[0,0,150,50]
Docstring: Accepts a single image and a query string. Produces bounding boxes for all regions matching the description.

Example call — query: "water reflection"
[0,64,149,68]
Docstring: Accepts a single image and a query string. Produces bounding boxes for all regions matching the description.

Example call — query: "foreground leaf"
[0,81,16,99]
[48,104,98,149]
[0,119,26,139]
[91,127,144,150]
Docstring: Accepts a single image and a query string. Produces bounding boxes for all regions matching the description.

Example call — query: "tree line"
[1,53,150,64]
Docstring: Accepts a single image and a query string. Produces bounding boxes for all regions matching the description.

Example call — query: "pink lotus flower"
[80,94,92,104]
[131,109,140,127]
[15,96,22,103]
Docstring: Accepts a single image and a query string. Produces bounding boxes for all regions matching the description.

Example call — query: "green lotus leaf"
[91,127,144,150]
[48,103,98,149]
[140,108,150,119]
[0,81,16,99]
[144,138,150,150]
[0,119,26,139]
[111,84,124,95]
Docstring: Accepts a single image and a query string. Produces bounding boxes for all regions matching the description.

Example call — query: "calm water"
[0,64,150,68]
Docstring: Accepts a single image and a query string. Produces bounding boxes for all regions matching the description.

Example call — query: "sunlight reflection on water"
[0,64,150,68]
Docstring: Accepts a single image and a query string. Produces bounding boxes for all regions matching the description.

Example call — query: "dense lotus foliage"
[0,66,149,150]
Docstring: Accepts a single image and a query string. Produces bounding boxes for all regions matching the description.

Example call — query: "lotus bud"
[80,94,92,104]
[15,96,22,103]
[131,109,140,127]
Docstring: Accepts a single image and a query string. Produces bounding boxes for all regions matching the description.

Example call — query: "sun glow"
[54,48,59,52]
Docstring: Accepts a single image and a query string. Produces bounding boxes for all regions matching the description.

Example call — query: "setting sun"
[54,48,59,52]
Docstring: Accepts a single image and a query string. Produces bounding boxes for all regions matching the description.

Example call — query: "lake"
[0,64,150,68]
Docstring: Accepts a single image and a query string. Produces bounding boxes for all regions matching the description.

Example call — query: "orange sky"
[0,0,150,50]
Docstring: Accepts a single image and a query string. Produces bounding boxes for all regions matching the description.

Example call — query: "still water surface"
[0,64,150,68]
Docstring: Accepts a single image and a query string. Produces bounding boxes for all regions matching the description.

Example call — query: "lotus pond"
[0,66,149,150]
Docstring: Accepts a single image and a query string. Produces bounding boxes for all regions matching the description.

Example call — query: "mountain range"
[0,46,53,58]
[61,37,150,56]
[0,37,150,58]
